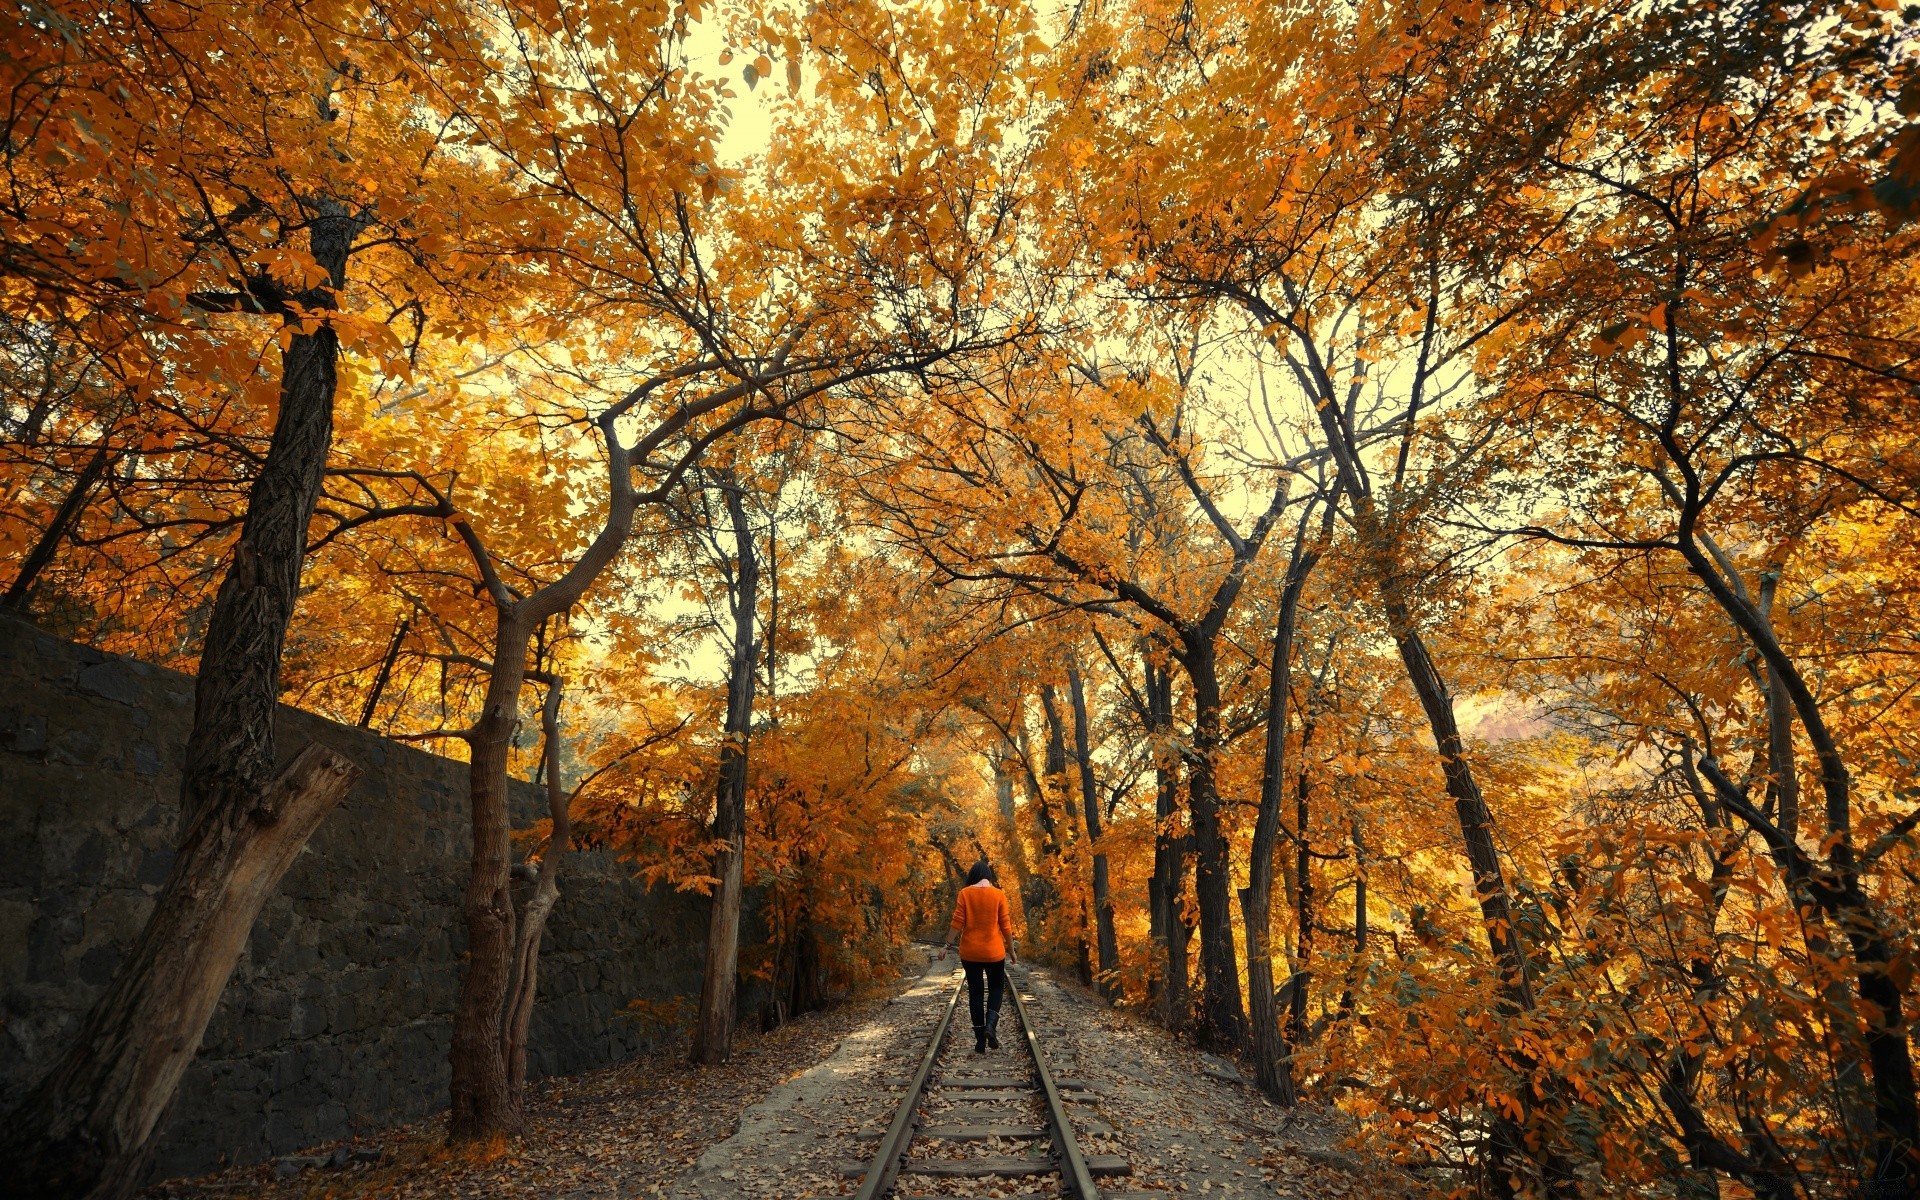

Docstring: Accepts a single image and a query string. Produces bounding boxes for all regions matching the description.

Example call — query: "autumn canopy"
[2,0,1918,1195]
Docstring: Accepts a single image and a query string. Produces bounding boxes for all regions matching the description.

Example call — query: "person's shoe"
[985,1010,1001,1049]
[973,1025,988,1054]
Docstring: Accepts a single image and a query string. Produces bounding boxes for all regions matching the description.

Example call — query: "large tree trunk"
[0,748,356,1200]
[691,480,760,1066]
[1067,660,1120,999]
[0,207,360,1200]
[1143,658,1192,1031]
[1245,530,1319,1102]
[502,679,571,1112]
[1181,643,1247,1051]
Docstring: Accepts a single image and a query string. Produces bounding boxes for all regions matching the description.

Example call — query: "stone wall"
[0,615,741,1180]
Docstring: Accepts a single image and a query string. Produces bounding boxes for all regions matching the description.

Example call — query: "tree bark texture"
[1067,661,1120,999]
[691,480,760,1066]
[180,208,353,835]
[0,206,359,1200]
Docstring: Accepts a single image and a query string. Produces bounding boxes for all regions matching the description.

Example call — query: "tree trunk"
[1067,661,1120,999]
[444,406,640,1144]
[1144,658,1192,1032]
[1338,816,1366,1020]
[448,613,531,1141]
[1679,536,1918,1174]
[1010,719,1060,935]
[1389,615,1534,1005]
[502,679,571,1113]
[691,480,760,1066]
[2,438,114,613]
[1265,316,1561,1192]
[0,206,358,1200]
[1246,529,1318,1102]
[1039,682,1091,979]
[991,747,1034,914]
[0,748,357,1200]
[357,616,411,728]
[1180,643,1247,1051]
[1288,719,1315,1051]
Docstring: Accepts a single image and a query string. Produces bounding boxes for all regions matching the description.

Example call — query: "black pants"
[962,958,1007,1030]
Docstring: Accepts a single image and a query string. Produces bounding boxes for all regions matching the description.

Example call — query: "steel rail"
[1009,972,1102,1200]
[853,977,962,1200]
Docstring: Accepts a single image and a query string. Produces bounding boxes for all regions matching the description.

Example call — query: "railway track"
[838,964,1144,1199]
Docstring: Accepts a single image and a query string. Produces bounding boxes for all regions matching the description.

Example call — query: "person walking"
[940,861,1017,1054]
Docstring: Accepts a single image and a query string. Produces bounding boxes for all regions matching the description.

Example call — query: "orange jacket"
[950,882,1014,962]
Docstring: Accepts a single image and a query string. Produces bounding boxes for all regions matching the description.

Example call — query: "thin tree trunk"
[1678,534,1918,1166]
[1181,643,1247,1051]
[1389,616,1533,1005]
[691,480,760,1066]
[1680,535,1916,1170]
[991,747,1033,910]
[448,612,531,1141]
[1039,682,1092,980]
[1261,307,1565,1194]
[502,678,571,1112]
[1754,574,1799,842]
[2,438,115,613]
[1337,816,1366,1020]
[1144,658,1191,1032]
[1288,716,1315,1050]
[0,206,360,1200]
[445,392,641,1145]
[1067,660,1119,999]
[1246,518,1321,1102]
[357,616,410,728]
[1266,305,1537,1009]
[1011,718,1060,930]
